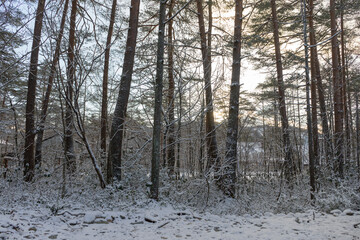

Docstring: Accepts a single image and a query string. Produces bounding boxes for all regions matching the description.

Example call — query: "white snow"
[1,166,359,239]
[1,204,360,239]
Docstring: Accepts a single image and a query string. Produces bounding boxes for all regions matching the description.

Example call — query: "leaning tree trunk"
[150,0,166,200]
[330,0,344,177]
[35,0,69,166]
[196,0,220,176]
[64,0,78,172]
[107,0,140,183]
[24,0,46,181]
[270,0,295,181]
[166,0,176,175]
[100,0,117,155]
[223,0,243,198]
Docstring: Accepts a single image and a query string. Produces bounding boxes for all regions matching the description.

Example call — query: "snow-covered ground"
[1,203,360,240]
[1,168,360,239]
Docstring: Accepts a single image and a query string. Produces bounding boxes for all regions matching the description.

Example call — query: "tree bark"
[302,0,315,199]
[340,2,350,162]
[150,0,166,200]
[107,0,140,183]
[166,0,176,175]
[35,0,69,166]
[223,0,243,198]
[270,0,295,181]
[24,0,46,181]
[199,94,205,176]
[330,0,344,177]
[100,0,117,155]
[64,0,78,172]
[176,76,183,178]
[356,91,360,180]
[307,0,332,165]
[307,0,319,168]
[196,0,220,175]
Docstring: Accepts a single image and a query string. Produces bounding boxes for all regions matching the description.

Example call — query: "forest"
[0,0,360,238]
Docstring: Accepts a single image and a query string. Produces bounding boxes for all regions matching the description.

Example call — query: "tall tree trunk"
[308,0,332,165]
[176,76,183,178]
[107,0,140,183]
[35,0,69,166]
[340,1,350,163]
[270,0,295,181]
[296,79,303,170]
[167,0,176,175]
[356,91,360,180]
[196,0,220,175]
[24,0,46,181]
[64,0,77,172]
[330,0,344,177]
[307,0,319,167]
[302,0,315,199]
[223,0,243,197]
[199,94,205,176]
[208,0,212,57]
[100,0,117,155]
[150,0,166,200]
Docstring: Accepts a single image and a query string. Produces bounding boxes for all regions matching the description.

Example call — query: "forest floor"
[1,169,360,239]
[1,202,360,239]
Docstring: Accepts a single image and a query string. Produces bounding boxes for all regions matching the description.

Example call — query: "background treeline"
[1,0,360,208]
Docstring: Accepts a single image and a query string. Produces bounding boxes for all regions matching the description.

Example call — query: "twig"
[56,211,85,217]
[158,221,170,228]
[131,221,144,225]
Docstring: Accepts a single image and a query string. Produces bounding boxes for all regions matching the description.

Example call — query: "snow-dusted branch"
[305,30,341,48]
[164,0,194,24]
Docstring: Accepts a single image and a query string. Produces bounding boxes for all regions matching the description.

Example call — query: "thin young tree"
[340,0,351,161]
[24,0,46,181]
[307,0,319,167]
[107,0,140,183]
[100,0,117,155]
[223,0,243,197]
[35,0,69,166]
[330,0,344,177]
[270,0,295,180]
[150,0,166,200]
[64,0,78,172]
[302,0,315,199]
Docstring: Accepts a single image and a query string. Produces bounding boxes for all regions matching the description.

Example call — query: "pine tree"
[223,0,243,197]
[270,0,295,181]
[166,0,176,175]
[330,0,344,177]
[108,0,141,183]
[24,0,46,181]
[150,0,166,200]
[35,0,69,166]
[196,0,220,176]
[100,0,117,156]
[64,0,77,172]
